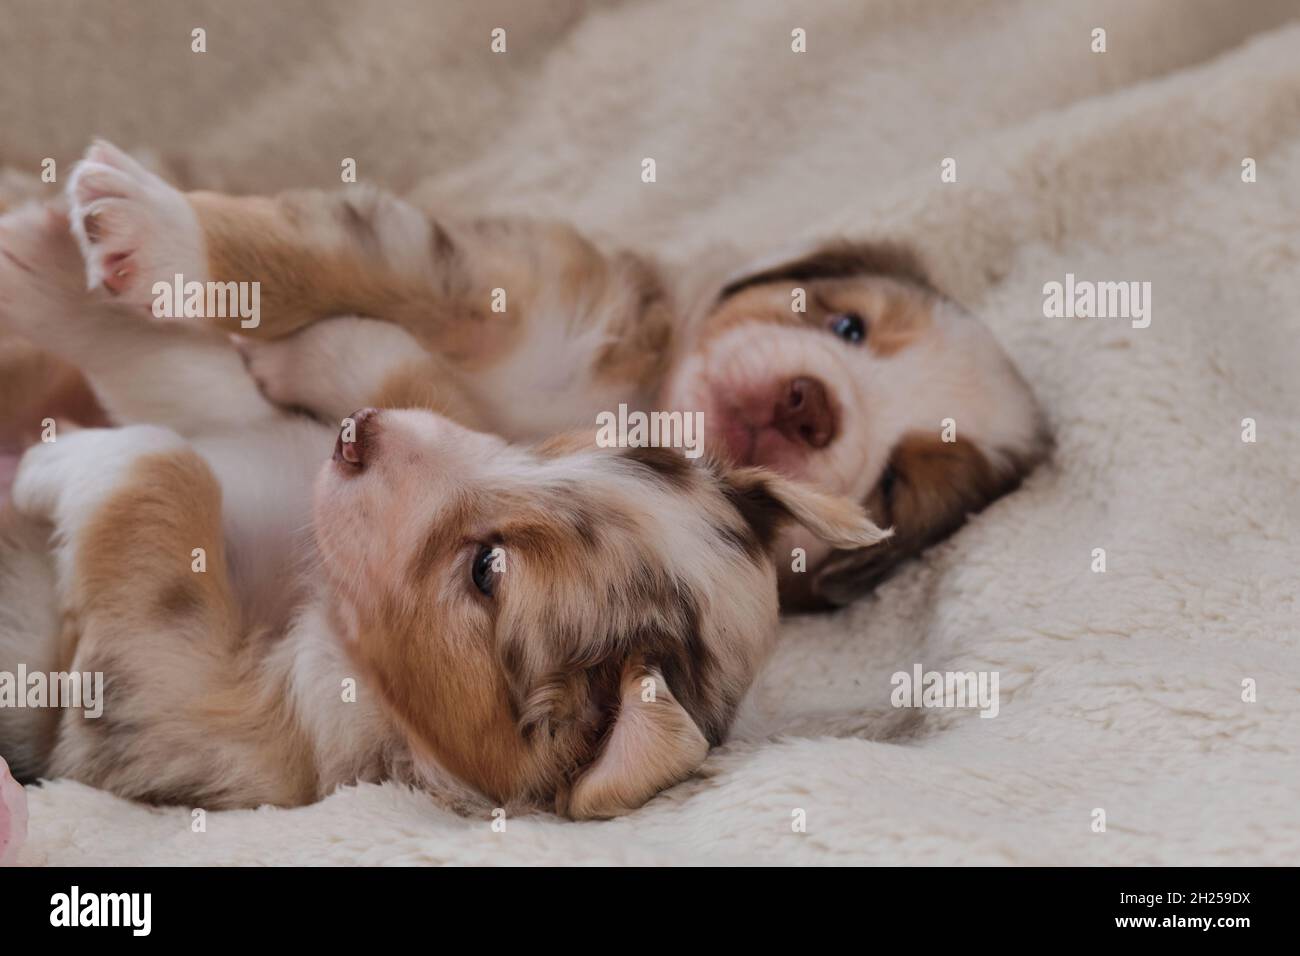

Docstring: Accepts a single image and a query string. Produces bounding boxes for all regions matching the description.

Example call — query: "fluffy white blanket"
[2,0,1298,864]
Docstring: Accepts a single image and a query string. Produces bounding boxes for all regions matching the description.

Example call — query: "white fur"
[0,202,274,432]
[466,290,645,441]
[340,186,438,278]
[66,140,208,313]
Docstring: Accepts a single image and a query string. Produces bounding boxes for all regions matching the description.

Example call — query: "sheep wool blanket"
[1,0,1298,865]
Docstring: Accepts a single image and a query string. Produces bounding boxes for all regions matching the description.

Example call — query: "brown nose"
[334,407,379,469]
[772,377,836,449]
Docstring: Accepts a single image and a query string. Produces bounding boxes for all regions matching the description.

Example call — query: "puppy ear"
[718,239,933,301]
[725,466,892,552]
[812,433,1033,606]
[562,660,708,820]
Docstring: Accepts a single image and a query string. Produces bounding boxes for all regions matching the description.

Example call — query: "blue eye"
[830,312,866,344]
[472,545,501,596]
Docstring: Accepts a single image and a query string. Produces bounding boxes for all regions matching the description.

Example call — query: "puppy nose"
[773,377,836,449]
[334,407,379,468]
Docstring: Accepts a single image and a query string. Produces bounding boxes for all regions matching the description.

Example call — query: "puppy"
[51,141,1048,608]
[0,203,888,817]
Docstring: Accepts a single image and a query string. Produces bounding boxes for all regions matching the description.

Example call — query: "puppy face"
[312,408,885,816]
[663,241,1049,608]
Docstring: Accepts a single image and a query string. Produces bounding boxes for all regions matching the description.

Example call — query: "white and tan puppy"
[47,141,1048,610]
[0,202,887,816]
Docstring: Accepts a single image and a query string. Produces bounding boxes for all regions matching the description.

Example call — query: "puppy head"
[312,409,887,817]
[663,240,1049,608]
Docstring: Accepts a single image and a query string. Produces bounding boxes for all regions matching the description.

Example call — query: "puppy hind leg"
[0,201,280,434]
[188,184,455,341]
[29,434,308,806]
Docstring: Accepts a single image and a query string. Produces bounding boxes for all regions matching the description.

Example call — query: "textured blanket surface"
[2,0,1298,865]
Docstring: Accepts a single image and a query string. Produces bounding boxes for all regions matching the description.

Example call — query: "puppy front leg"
[65,141,464,342]
[243,316,488,429]
[10,427,309,807]
[0,203,277,434]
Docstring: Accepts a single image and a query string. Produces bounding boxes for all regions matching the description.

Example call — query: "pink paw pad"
[98,250,134,295]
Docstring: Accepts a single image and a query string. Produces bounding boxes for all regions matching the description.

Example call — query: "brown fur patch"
[719,240,934,299]
[74,451,233,632]
[701,274,935,359]
[352,597,541,805]
[621,444,695,490]
[154,577,209,620]
[534,431,597,458]
[189,189,676,441]
[61,449,318,807]
[592,252,674,391]
[191,191,492,361]
[807,433,1040,607]
[0,338,108,447]
[720,472,789,557]
[370,359,488,431]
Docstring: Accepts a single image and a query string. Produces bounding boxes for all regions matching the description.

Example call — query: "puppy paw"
[12,425,187,525]
[338,186,435,275]
[66,141,206,316]
[236,316,413,419]
[238,337,305,410]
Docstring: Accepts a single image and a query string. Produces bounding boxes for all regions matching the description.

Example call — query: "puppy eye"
[829,312,866,344]
[471,544,503,597]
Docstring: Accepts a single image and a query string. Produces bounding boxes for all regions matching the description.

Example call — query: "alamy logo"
[890,664,1000,718]
[595,403,705,459]
[0,666,103,718]
[152,273,261,329]
[1042,273,1151,329]
[50,886,151,936]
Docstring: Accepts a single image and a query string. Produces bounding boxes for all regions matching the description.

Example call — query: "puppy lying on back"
[0,202,887,816]
[55,141,1048,608]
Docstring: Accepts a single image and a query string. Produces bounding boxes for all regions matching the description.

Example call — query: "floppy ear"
[718,238,934,301]
[562,660,709,820]
[724,466,892,553]
[811,433,1032,606]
